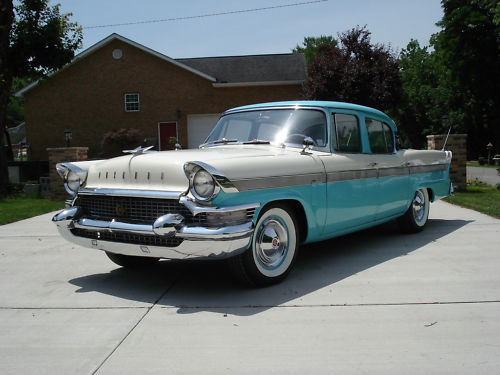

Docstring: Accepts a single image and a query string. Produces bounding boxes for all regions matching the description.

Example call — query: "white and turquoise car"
[53,101,452,286]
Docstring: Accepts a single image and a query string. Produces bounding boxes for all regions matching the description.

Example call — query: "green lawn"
[444,182,500,218]
[0,196,64,225]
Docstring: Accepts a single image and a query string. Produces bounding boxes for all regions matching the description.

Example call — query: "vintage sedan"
[53,101,452,286]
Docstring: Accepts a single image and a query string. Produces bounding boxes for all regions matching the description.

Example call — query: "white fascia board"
[15,33,216,97]
[212,80,304,88]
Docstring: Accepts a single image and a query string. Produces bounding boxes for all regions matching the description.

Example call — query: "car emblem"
[115,203,126,217]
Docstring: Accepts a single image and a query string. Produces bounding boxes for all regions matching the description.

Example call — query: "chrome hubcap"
[255,217,288,269]
[412,190,426,224]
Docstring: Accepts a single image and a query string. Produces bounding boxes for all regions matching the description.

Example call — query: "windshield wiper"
[243,139,270,145]
[212,138,239,144]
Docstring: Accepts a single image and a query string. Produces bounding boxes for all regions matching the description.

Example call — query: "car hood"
[81,145,326,193]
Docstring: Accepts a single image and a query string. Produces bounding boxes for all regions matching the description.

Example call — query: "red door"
[158,122,178,151]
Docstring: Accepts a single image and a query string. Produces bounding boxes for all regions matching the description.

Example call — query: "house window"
[124,93,140,112]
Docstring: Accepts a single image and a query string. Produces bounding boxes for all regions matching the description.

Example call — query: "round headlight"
[66,171,81,193]
[192,169,215,199]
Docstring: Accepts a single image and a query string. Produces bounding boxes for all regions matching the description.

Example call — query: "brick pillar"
[427,134,467,191]
[47,147,89,201]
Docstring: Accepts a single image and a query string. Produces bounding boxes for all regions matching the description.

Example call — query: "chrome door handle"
[367,162,378,167]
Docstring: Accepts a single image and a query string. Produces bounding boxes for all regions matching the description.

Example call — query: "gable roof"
[16,33,306,96]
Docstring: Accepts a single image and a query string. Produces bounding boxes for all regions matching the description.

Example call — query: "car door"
[365,117,409,219]
[319,112,378,234]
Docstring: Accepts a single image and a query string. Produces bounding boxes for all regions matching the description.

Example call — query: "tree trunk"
[0,0,14,195]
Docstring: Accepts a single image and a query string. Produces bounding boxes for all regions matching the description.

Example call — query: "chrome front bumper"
[53,199,258,260]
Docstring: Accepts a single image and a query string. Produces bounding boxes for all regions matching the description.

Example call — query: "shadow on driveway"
[69,218,470,315]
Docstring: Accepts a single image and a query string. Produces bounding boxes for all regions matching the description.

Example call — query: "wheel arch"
[258,199,308,244]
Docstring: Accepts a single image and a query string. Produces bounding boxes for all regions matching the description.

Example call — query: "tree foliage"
[303,27,402,113]
[398,0,499,156]
[293,35,338,67]
[0,0,82,195]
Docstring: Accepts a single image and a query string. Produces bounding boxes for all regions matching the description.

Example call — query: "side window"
[366,118,394,153]
[333,114,361,153]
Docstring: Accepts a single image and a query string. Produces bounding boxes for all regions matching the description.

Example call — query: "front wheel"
[105,251,160,268]
[229,204,299,287]
[398,188,430,233]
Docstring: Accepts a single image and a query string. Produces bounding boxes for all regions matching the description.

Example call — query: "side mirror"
[301,136,315,154]
[303,136,315,147]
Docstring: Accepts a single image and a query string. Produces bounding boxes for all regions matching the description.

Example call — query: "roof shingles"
[177,54,307,84]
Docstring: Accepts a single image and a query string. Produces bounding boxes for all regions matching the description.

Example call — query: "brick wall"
[25,39,302,160]
[47,147,88,201]
[427,134,467,191]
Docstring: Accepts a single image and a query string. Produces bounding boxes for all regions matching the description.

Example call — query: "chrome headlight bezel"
[184,163,221,202]
[56,163,88,196]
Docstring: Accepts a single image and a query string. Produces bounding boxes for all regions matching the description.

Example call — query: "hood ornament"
[122,145,154,155]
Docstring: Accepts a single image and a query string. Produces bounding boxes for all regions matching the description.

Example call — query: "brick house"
[16,33,307,160]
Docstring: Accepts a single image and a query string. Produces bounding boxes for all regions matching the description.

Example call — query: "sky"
[56,0,444,58]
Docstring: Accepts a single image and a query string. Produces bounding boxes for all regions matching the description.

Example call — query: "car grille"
[75,195,206,225]
[71,228,183,247]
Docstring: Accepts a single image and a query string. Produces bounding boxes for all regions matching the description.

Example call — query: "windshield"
[204,108,328,148]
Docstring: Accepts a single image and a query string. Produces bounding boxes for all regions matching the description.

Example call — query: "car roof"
[224,101,396,127]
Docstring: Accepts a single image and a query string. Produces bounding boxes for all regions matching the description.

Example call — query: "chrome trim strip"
[77,188,182,199]
[74,218,154,235]
[327,169,378,182]
[233,172,326,191]
[377,166,410,178]
[177,222,253,240]
[71,218,252,240]
[179,196,259,216]
[229,163,448,190]
[409,164,447,174]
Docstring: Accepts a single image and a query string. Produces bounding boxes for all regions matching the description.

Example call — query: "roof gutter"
[212,80,304,88]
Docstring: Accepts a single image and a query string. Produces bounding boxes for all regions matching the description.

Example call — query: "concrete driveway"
[1,201,499,374]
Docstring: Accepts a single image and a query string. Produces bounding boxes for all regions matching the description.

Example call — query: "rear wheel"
[105,252,160,268]
[398,188,430,233]
[229,204,299,287]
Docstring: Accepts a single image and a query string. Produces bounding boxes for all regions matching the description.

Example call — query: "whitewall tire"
[229,204,299,286]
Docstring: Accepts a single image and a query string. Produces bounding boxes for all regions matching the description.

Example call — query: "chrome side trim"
[77,188,182,199]
[327,169,378,183]
[377,166,410,178]
[409,164,447,174]
[232,172,326,191]
[228,163,448,190]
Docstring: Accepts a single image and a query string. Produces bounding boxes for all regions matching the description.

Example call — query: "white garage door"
[187,114,220,149]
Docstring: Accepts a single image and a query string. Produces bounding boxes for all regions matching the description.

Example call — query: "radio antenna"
[441,123,452,151]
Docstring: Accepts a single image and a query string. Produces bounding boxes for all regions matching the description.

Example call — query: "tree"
[0,0,82,195]
[397,40,452,148]
[303,27,402,113]
[431,0,499,158]
[292,35,338,67]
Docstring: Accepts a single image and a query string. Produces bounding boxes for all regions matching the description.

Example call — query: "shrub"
[478,156,486,165]
[101,128,142,158]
